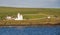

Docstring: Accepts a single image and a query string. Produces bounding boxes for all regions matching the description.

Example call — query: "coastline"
[0,19,60,26]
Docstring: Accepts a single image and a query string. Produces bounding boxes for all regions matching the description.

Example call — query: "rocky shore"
[0,18,60,26]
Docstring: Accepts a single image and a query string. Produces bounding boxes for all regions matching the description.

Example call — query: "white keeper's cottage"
[6,13,23,20]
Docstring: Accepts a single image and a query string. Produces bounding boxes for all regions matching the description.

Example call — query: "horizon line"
[0,6,60,8]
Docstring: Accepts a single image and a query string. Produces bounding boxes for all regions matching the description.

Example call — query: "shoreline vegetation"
[0,7,60,26]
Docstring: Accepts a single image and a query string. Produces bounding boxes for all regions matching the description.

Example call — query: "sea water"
[0,26,60,35]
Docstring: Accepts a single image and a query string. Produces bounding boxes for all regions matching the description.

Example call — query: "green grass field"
[0,7,60,20]
[0,7,60,25]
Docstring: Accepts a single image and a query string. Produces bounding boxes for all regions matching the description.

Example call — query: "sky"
[0,0,60,8]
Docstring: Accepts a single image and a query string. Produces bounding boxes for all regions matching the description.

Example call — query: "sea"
[0,26,60,35]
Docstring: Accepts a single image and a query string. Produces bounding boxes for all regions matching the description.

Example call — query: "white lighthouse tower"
[15,13,23,20]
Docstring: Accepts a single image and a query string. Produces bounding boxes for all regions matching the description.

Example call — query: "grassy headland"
[0,7,60,26]
[0,7,60,19]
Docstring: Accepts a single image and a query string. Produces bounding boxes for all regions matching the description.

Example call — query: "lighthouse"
[15,13,23,20]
